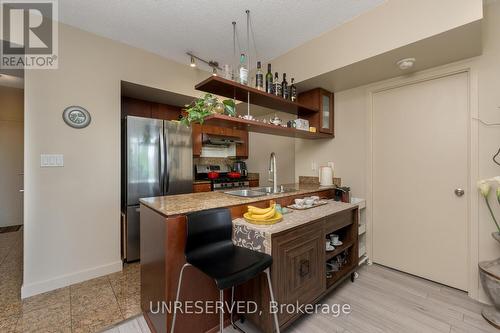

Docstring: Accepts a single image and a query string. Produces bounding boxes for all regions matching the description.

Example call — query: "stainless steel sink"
[224,189,267,197]
[252,186,298,195]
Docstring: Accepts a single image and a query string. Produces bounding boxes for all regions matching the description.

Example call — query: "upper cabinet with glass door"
[297,88,334,136]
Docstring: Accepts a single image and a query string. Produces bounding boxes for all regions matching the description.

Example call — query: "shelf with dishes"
[325,240,355,261]
[201,114,332,139]
[326,249,354,289]
[194,76,335,140]
[323,210,359,289]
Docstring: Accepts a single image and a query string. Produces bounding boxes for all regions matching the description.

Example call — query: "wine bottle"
[290,78,297,102]
[238,53,248,85]
[282,73,288,99]
[273,72,282,97]
[255,61,264,91]
[265,64,273,94]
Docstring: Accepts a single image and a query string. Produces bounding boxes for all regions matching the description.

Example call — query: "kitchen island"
[139,184,359,333]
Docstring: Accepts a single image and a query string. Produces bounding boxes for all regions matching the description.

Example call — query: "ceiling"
[58,0,385,70]
[297,20,482,92]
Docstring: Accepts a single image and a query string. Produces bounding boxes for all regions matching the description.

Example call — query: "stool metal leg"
[220,289,224,333]
[265,268,280,333]
[170,263,191,333]
[230,286,245,333]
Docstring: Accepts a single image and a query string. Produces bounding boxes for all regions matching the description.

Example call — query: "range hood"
[202,133,243,146]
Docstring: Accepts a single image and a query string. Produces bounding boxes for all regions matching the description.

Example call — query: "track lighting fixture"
[186,52,221,73]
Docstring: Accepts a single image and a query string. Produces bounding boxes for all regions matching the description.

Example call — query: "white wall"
[295,88,366,197]
[293,1,500,302]
[0,86,24,227]
[246,133,295,186]
[22,23,209,298]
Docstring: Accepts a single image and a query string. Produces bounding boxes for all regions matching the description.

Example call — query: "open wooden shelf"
[326,260,355,289]
[201,114,332,139]
[325,240,354,261]
[195,76,319,115]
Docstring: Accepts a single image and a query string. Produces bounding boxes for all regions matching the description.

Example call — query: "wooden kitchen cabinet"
[191,123,249,158]
[193,182,211,193]
[192,124,202,157]
[298,88,334,135]
[151,103,182,121]
[121,97,152,118]
[234,129,249,159]
[272,223,325,324]
[122,97,182,120]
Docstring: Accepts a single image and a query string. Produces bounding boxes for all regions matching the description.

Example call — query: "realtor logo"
[1,0,58,69]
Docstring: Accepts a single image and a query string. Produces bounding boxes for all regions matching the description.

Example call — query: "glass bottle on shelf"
[238,53,248,85]
[266,64,273,94]
[281,73,289,99]
[289,78,297,102]
[255,61,264,91]
[273,72,282,97]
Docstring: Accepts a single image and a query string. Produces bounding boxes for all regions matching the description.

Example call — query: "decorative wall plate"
[62,106,91,128]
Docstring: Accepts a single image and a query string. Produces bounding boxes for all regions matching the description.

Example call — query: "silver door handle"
[165,130,170,193]
[19,189,24,193]
[159,131,164,191]
[455,188,465,197]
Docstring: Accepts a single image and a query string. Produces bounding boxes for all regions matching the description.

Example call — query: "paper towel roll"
[319,166,333,186]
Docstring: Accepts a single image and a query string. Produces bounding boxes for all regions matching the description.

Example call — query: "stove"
[211,177,249,190]
[195,164,250,191]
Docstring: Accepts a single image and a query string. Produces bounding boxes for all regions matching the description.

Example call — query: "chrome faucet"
[268,152,278,193]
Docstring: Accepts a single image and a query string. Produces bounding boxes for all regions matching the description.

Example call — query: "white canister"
[319,166,333,186]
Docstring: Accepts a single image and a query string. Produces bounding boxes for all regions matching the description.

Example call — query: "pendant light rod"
[246,9,251,117]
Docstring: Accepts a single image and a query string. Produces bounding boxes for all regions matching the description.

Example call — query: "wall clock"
[62,106,91,129]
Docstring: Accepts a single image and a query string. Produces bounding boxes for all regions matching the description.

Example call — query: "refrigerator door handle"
[164,128,170,193]
[159,130,165,192]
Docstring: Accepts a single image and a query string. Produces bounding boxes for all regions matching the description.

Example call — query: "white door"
[372,72,468,290]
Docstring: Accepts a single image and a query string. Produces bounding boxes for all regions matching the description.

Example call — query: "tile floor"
[0,230,141,332]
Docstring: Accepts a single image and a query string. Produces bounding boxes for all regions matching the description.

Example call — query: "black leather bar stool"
[171,207,280,333]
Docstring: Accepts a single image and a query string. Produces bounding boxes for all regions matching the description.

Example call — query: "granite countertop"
[140,183,335,216]
[233,200,357,236]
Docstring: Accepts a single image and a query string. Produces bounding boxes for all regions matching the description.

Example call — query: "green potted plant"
[180,93,235,126]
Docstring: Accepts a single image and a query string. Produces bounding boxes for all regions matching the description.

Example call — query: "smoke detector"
[396,58,416,70]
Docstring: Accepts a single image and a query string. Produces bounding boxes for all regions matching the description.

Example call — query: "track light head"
[190,55,196,68]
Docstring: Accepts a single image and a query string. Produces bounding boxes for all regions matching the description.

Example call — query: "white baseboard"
[21,260,123,299]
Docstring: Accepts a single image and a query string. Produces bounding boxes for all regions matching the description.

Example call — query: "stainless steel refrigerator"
[122,116,192,262]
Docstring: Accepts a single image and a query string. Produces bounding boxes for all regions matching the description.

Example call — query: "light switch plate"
[41,154,64,167]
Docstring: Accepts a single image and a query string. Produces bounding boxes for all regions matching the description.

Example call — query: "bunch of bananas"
[246,202,277,220]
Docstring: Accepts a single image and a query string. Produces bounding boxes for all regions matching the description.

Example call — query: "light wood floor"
[104,263,497,333]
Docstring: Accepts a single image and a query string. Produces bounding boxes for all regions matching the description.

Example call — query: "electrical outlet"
[41,154,64,167]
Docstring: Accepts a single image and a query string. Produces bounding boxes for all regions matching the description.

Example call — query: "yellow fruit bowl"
[243,212,283,225]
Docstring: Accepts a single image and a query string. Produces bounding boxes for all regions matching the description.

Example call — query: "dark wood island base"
[140,186,359,333]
